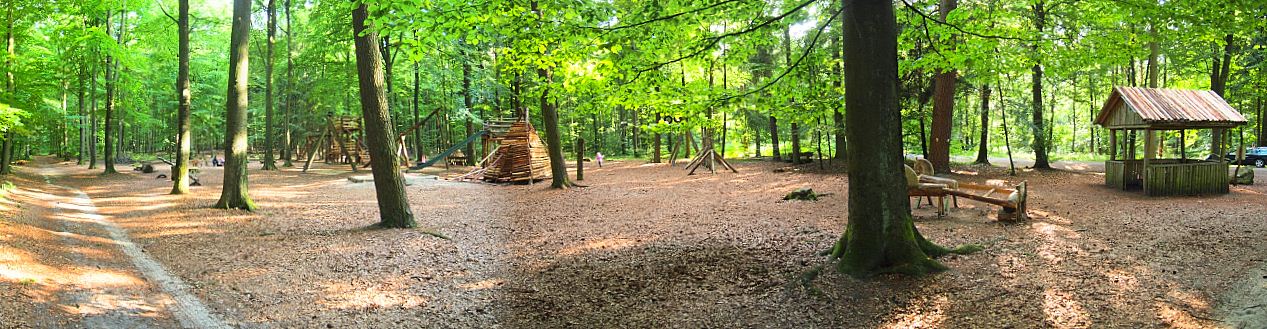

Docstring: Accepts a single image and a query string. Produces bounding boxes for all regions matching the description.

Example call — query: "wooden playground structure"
[294,111,549,185]
[453,117,550,183]
[296,115,369,170]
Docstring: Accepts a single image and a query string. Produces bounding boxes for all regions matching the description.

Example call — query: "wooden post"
[1128,130,1138,160]
[1170,128,1180,159]
[1144,129,1156,194]
[576,137,584,181]
[1108,129,1117,161]
[1212,128,1225,161]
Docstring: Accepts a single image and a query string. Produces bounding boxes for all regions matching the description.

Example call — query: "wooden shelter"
[479,118,550,183]
[1094,87,1247,196]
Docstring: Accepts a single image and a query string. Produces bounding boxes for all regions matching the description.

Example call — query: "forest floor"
[2,155,1266,328]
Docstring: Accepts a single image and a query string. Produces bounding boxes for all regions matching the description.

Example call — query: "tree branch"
[630,0,819,81]
[585,0,742,32]
[707,0,843,107]
[898,0,1040,42]
[156,0,178,24]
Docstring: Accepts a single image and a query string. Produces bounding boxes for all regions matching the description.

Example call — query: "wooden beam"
[1108,129,1118,161]
[1144,129,1156,194]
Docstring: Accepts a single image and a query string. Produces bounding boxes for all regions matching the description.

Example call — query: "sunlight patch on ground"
[459,278,504,291]
[1042,288,1090,328]
[1102,269,1139,293]
[880,294,949,329]
[320,283,425,310]
[994,254,1027,279]
[1031,222,1084,265]
[559,237,642,256]
[56,293,168,318]
[1155,300,1214,328]
[75,270,145,288]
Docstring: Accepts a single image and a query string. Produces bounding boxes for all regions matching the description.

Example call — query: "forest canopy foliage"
[0,0,1263,173]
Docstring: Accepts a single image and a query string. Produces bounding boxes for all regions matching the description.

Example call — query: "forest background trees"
[0,0,1263,182]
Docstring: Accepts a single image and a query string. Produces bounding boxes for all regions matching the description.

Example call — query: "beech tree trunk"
[975,83,991,164]
[831,0,970,277]
[103,10,118,174]
[281,0,295,167]
[413,58,424,162]
[1029,1,1051,169]
[1210,34,1233,157]
[1146,26,1160,88]
[462,45,475,166]
[652,113,661,163]
[929,0,957,174]
[261,0,278,170]
[215,0,257,210]
[531,0,570,188]
[88,34,99,169]
[171,0,193,194]
[352,3,417,228]
[768,116,780,160]
[1,7,13,175]
[76,63,86,165]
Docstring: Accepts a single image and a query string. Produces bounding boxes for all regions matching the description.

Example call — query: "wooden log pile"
[483,120,550,183]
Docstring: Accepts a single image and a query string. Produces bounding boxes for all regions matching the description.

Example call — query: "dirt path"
[1,160,226,328]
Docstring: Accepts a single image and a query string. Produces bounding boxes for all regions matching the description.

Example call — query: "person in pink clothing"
[595,152,604,167]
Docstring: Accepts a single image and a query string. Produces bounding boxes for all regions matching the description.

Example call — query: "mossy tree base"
[826,222,981,278]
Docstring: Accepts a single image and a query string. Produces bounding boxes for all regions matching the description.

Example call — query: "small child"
[595,152,604,168]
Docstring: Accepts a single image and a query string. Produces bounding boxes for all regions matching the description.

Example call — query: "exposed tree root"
[820,225,982,279]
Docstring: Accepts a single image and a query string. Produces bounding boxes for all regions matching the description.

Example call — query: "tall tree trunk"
[281,0,295,167]
[462,44,475,165]
[768,116,780,160]
[791,123,802,163]
[929,0,957,174]
[833,13,847,161]
[261,0,278,170]
[652,113,661,162]
[591,113,600,153]
[172,0,193,194]
[1,7,11,175]
[215,0,257,210]
[974,83,991,164]
[76,64,86,165]
[1257,66,1265,147]
[413,57,423,162]
[1211,34,1234,157]
[830,0,970,277]
[782,25,801,165]
[1029,1,1051,169]
[88,49,99,169]
[1257,94,1264,147]
[352,3,417,228]
[918,99,929,158]
[1146,26,1160,88]
[532,0,570,188]
[103,9,118,174]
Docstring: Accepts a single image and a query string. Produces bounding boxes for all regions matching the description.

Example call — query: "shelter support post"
[1180,129,1186,159]
[1109,129,1117,161]
[1143,129,1156,194]
[1212,128,1225,160]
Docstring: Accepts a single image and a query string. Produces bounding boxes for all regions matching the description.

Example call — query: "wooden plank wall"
[1106,160,1149,190]
[1144,162,1230,196]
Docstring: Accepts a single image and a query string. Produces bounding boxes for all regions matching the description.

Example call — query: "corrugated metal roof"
[1095,87,1247,126]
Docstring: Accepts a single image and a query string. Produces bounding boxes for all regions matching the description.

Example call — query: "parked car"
[1221,147,1267,167]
